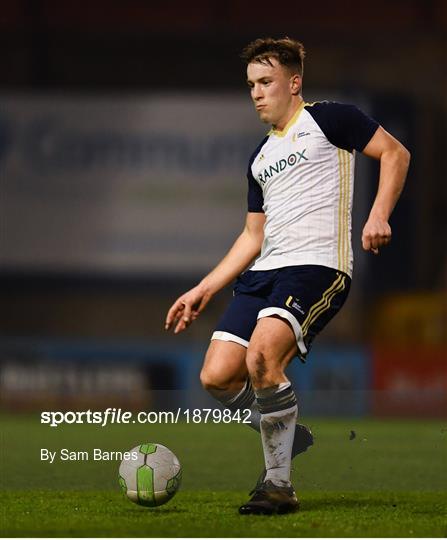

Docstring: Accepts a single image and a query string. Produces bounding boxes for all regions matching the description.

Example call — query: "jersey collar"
[268,101,305,138]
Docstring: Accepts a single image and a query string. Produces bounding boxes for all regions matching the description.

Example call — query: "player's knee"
[200,367,232,393]
[246,347,283,388]
[199,367,215,391]
[246,348,268,387]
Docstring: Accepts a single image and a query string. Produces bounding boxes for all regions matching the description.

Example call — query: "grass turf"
[1,490,446,537]
[1,415,446,536]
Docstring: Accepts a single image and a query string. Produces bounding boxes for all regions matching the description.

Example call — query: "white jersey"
[247,101,379,277]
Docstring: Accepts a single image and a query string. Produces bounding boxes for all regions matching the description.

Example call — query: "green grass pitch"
[1,414,446,537]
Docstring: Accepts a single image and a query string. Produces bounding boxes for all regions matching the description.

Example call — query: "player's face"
[247,58,301,128]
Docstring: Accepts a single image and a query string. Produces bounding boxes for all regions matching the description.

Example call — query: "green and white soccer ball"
[119,443,182,507]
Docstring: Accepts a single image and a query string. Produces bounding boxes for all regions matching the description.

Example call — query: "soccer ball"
[119,443,182,507]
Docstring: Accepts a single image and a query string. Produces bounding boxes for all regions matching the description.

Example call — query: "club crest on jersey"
[258,148,308,185]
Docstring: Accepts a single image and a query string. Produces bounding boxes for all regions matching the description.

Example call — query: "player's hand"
[361,215,392,255]
[165,285,212,334]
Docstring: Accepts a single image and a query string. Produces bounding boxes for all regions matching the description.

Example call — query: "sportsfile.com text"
[40,408,252,427]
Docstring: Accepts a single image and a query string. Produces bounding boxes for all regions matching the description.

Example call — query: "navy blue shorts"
[212,265,351,361]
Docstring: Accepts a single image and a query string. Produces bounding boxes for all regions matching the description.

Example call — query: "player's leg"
[200,339,249,405]
[200,292,263,429]
[239,265,351,514]
[200,338,314,456]
[201,341,262,433]
[239,315,300,514]
[201,278,313,449]
[247,316,298,488]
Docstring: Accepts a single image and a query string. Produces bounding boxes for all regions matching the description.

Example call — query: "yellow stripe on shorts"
[301,273,346,338]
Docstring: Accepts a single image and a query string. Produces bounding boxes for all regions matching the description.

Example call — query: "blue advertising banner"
[286,344,371,417]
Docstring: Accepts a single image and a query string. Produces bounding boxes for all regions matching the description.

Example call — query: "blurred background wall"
[1,0,446,417]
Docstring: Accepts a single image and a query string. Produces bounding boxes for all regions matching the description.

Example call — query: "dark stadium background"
[1,0,446,421]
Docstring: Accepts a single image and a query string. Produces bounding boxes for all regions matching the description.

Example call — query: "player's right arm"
[165,211,265,334]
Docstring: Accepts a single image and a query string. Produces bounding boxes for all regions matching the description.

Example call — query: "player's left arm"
[361,126,411,254]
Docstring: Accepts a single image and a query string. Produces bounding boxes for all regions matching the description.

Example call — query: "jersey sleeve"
[246,136,268,212]
[247,172,264,212]
[305,102,379,152]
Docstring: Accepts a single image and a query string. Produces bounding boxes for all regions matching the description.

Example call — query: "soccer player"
[165,37,410,514]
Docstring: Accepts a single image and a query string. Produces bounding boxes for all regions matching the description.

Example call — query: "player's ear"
[290,74,302,96]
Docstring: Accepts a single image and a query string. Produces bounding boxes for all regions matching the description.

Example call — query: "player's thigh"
[246,316,298,387]
[213,290,268,349]
[200,339,248,391]
[203,290,268,391]
[256,265,351,363]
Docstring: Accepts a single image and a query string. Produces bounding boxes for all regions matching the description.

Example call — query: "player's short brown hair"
[241,37,305,76]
